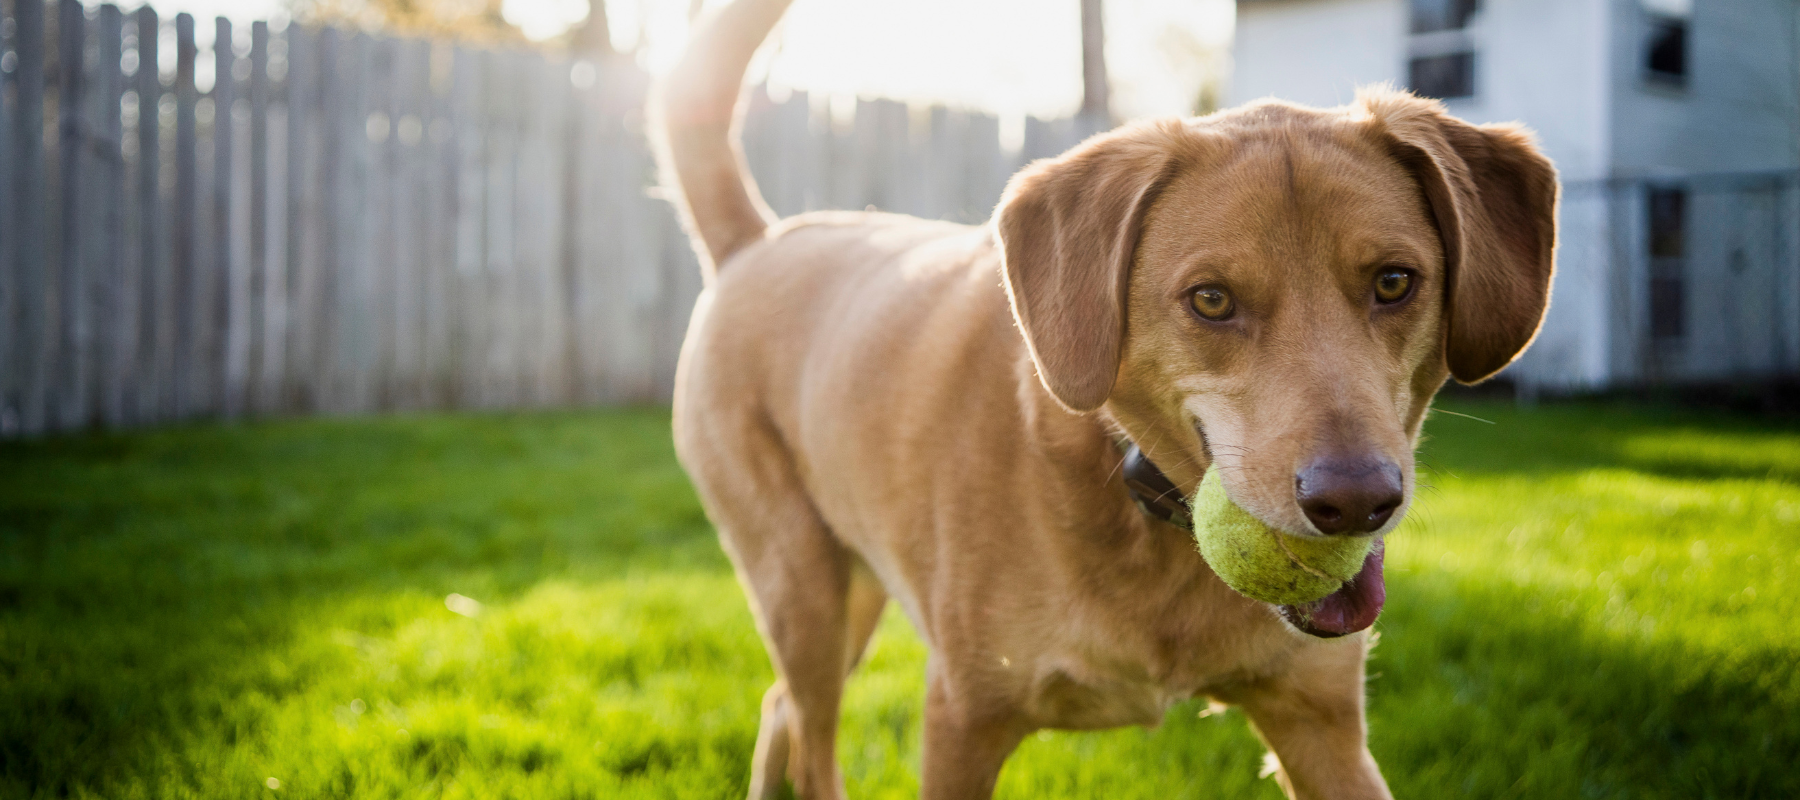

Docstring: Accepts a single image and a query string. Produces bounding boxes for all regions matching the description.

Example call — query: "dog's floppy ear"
[1363,90,1560,384]
[994,122,1183,412]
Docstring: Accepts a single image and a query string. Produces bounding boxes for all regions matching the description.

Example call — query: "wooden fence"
[0,1,1094,438]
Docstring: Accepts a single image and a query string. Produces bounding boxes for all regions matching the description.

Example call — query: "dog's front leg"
[1235,636,1393,800]
[918,664,1028,800]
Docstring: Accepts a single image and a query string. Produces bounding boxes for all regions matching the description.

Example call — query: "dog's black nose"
[1296,457,1403,535]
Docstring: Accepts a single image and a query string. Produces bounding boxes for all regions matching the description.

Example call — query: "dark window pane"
[1648,186,1684,258]
[1409,52,1475,99]
[1650,277,1684,338]
[1411,0,1481,33]
[1646,18,1687,79]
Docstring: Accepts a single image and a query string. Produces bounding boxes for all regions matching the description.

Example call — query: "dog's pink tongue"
[1278,540,1385,638]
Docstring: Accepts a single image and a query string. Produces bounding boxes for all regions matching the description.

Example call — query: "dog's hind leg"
[843,559,888,672]
[687,424,865,800]
[749,681,796,800]
[746,562,886,800]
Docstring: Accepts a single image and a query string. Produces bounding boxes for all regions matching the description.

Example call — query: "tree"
[291,0,625,57]
[569,0,614,58]
[290,0,523,42]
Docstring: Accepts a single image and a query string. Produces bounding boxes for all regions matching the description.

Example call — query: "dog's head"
[995,90,1557,632]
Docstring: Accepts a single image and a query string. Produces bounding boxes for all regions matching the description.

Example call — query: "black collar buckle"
[1121,443,1190,529]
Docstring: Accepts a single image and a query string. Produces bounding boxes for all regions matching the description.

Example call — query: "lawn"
[1,401,1796,798]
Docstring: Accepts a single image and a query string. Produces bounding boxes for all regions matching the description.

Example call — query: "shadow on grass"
[0,410,743,797]
[1373,571,1798,799]
[1425,400,1800,485]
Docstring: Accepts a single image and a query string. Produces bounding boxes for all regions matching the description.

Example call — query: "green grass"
[1,401,1796,798]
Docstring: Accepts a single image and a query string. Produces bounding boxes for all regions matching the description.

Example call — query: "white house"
[1232,0,1800,389]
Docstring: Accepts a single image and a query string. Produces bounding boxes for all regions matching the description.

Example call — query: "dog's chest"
[1017,593,1295,729]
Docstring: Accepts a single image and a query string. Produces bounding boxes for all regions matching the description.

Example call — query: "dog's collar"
[1120,443,1191,529]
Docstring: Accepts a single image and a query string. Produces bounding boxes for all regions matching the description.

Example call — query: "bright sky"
[141,0,1234,120]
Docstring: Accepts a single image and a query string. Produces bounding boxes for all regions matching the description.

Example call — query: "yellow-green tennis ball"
[1190,468,1376,606]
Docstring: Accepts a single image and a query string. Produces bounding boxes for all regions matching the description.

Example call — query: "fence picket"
[963,112,1006,223]
[480,50,518,409]
[55,0,88,431]
[214,16,242,417]
[925,105,959,221]
[517,53,569,406]
[603,66,658,402]
[134,6,165,424]
[0,0,12,435]
[0,4,1119,437]
[419,42,455,408]
[386,38,428,409]
[325,32,374,413]
[315,26,346,414]
[775,89,813,216]
[367,35,397,409]
[568,65,603,404]
[12,0,47,434]
[284,23,318,411]
[450,46,485,409]
[171,13,198,417]
[248,20,274,413]
[95,4,129,428]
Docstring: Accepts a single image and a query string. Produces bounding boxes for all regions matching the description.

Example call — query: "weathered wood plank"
[963,111,1007,223]
[516,52,569,407]
[94,4,130,428]
[389,37,429,409]
[365,34,396,409]
[134,5,166,424]
[514,51,544,406]
[0,0,13,435]
[334,32,374,414]
[449,46,485,408]
[479,49,518,409]
[599,65,658,402]
[171,13,198,418]
[314,29,365,414]
[214,16,241,418]
[775,89,814,216]
[419,41,457,408]
[566,58,610,404]
[17,0,50,435]
[248,20,274,413]
[827,98,859,211]
[317,25,350,414]
[924,105,960,221]
[55,0,89,431]
[851,97,884,210]
[284,22,320,411]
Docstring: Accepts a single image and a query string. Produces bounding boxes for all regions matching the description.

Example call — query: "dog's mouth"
[1277,539,1386,638]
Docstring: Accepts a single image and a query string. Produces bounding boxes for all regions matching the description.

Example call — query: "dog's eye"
[1190,286,1235,321]
[1373,269,1414,305]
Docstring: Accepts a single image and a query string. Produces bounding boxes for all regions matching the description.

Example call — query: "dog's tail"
[649,0,793,281]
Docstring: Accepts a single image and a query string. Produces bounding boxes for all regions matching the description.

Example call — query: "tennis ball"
[1190,468,1376,606]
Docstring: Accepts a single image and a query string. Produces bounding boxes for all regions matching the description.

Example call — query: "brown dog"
[651,2,1557,797]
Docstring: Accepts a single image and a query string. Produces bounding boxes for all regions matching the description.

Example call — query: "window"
[1409,53,1476,100]
[1407,0,1478,100]
[1410,0,1481,34]
[1645,17,1687,82]
[1647,186,1685,339]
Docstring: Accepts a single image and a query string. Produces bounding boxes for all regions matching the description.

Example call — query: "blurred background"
[1,0,1797,797]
